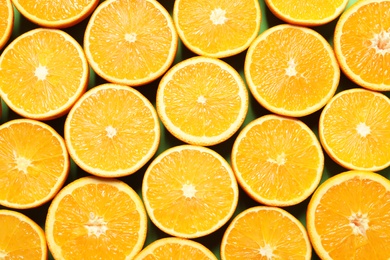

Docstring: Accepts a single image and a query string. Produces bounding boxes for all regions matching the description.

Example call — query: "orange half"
[0,0,13,49]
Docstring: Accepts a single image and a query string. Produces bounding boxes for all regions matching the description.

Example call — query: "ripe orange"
[0,0,13,49]
[231,114,324,207]
[84,0,178,86]
[307,170,390,259]
[64,83,160,178]
[0,119,69,209]
[221,206,312,259]
[0,209,47,260]
[0,28,89,120]
[45,176,148,260]
[334,0,390,91]
[245,24,340,117]
[319,88,390,171]
[142,145,239,239]
[173,0,261,58]
[12,0,99,28]
[156,56,248,146]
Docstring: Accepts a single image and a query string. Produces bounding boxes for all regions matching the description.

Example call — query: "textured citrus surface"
[0,28,89,120]
[46,176,148,260]
[334,0,390,91]
[0,209,47,260]
[231,114,324,206]
[221,206,312,260]
[134,237,218,260]
[84,0,178,86]
[245,24,340,117]
[173,0,261,58]
[142,145,239,238]
[307,171,390,259]
[0,0,13,49]
[319,88,390,171]
[0,119,69,209]
[65,84,160,178]
[157,56,248,146]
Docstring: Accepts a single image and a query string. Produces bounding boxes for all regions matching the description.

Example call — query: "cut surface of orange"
[84,0,178,86]
[134,237,218,260]
[221,206,312,260]
[45,176,148,260]
[142,145,239,239]
[231,114,324,207]
[245,24,340,117]
[0,28,89,120]
[265,0,348,26]
[12,0,99,28]
[0,0,13,49]
[307,170,390,259]
[334,0,390,91]
[157,56,248,146]
[64,83,160,178]
[0,209,47,260]
[319,88,390,171]
[173,0,260,58]
[0,119,69,209]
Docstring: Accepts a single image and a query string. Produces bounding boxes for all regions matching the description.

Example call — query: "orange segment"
[0,28,89,120]
[84,0,178,86]
[319,88,390,171]
[45,176,148,259]
[231,114,324,206]
[245,24,340,117]
[0,0,13,49]
[221,206,312,259]
[334,0,390,91]
[0,119,69,209]
[157,56,248,146]
[0,209,47,260]
[142,145,239,239]
[64,83,160,178]
[307,170,390,259]
[173,0,261,58]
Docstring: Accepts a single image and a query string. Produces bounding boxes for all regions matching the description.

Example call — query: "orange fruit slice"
[173,0,261,58]
[12,0,99,28]
[64,83,160,178]
[142,145,239,239]
[157,56,248,146]
[45,176,148,260]
[334,0,390,91]
[319,88,390,171]
[231,114,324,206]
[265,0,348,26]
[0,209,47,259]
[245,24,340,117]
[0,28,89,120]
[84,0,178,86]
[0,119,69,209]
[134,237,218,260]
[0,0,13,50]
[307,170,390,259]
[221,206,312,260]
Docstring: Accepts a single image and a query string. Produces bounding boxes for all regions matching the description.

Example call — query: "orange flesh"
[0,0,13,48]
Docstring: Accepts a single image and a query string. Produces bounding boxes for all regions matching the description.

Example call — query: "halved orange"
[334,0,390,91]
[0,209,47,260]
[221,206,312,259]
[245,24,340,117]
[12,0,99,28]
[0,0,13,50]
[64,83,160,178]
[84,0,178,86]
[142,145,239,239]
[45,176,148,259]
[231,114,324,207]
[319,88,390,171]
[134,237,218,260]
[0,119,69,209]
[173,0,261,58]
[307,170,390,259]
[156,56,248,146]
[0,28,89,120]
